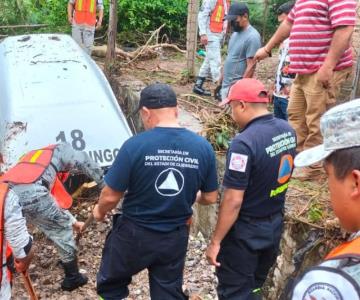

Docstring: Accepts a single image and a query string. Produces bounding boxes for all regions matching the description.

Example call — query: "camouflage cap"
[295,99,360,167]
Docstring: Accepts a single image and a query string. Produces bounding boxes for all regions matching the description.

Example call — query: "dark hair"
[277,1,295,15]
[325,147,360,179]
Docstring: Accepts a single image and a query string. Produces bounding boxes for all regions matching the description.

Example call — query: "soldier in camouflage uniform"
[193,0,230,97]
[4,143,104,291]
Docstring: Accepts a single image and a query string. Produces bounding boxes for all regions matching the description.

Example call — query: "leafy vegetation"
[308,202,324,223]
[0,0,290,43]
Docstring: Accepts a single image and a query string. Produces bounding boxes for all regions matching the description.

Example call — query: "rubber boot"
[61,259,88,291]
[193,77,211,96]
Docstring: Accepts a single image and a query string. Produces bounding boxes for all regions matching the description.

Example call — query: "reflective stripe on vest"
[0,145,73,209]
[0,183,13,288]
[74,0,97,26]
[210,0,230,33]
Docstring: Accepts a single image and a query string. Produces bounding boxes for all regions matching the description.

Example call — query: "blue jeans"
[273,96,288,121]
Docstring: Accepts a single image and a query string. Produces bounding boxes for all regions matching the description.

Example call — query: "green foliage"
[216,130,230,150]
[308,203,323,223]
[115,0,188,44]
[248,0,293,41]
[0,0,69,35]
[0,0,28,26]
[27,0,69,32]
[1,0,291,44]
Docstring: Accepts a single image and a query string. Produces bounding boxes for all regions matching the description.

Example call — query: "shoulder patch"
[229,153,248,172]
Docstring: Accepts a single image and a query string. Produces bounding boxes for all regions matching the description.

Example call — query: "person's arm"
[196,190,218,205]
[93,186,124,221]
[96,9,104,29]
[316,25,354,87]
[4,190,34,272]
[57,143,104,186]
[255,19,292,61]
[243,58,256,78]
[243,33,262,78]
[206,140,252,266]
[206,188,244,266]
[196,142,219,205]
[198,0,217,45]
[92,141,131,221]
[67,2,74,25]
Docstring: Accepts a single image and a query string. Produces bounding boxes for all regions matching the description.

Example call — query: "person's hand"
[96,20,102,30]
[316,64,333,89]
[68,16,73,25]
[254,47,270,61]
[200,35,208,46]
[15,260,28,273]
[93,204,106,222]
[14,248,34,273]
[72,221,85,233]
[206,241,221,267]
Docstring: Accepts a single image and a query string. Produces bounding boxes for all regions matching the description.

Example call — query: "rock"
[42,276,52,285]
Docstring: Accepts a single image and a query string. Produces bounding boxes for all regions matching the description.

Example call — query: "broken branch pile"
[92,24,186,62]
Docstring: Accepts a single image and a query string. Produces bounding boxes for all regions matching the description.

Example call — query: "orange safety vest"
[74,0,98,26]
[0,145,73,209]
[326,236,360,260]
[0,183,14,288]
[210,0,230,33]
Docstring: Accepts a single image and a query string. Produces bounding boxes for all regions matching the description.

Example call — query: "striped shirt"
[287,0,356,74]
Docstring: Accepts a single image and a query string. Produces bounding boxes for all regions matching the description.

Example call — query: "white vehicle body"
[0,34,132,172]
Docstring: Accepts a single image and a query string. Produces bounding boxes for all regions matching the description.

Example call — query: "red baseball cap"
[219,78,269,106]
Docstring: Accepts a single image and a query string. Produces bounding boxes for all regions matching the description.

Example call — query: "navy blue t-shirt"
[105,127,218,232]
[223,114,296,218]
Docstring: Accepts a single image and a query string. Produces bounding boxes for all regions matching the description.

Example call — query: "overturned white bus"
[0,34,132,172]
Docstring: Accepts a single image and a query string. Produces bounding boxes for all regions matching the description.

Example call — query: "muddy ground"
[12,49,334,300]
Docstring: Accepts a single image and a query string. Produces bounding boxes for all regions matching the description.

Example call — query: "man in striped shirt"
[255,0,356,180]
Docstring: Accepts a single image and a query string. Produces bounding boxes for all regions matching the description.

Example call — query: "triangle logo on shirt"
[155,168,184,197]
[158,170,180,191]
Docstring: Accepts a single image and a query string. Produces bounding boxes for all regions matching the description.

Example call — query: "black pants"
[97,215,189,300]
[216,213,284,300]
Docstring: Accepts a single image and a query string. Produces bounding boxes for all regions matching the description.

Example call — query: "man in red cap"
[206,78,297,299]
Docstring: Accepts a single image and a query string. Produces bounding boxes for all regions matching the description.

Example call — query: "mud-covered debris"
[18,36,31,42]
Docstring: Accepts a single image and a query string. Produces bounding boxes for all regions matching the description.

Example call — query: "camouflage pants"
[198,33,223,83]
[13,183,77,263]
[72,24,95,55]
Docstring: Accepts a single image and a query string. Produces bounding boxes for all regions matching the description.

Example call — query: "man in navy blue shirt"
[206,78,296,300]
[93,83,218,300]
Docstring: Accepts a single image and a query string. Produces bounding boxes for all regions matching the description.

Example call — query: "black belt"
[239,211,283,222]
